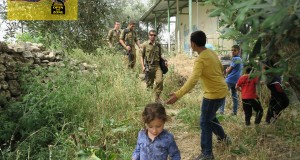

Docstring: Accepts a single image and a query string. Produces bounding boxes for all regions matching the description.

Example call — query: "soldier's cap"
[129,20,136,25]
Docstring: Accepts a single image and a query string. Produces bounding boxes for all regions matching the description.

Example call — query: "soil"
[165,54,200,159]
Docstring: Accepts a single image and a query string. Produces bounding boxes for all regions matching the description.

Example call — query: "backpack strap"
[157,43,162,58]
[122,28,130,40]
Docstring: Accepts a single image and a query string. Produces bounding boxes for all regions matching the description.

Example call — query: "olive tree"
[207,0,300,100]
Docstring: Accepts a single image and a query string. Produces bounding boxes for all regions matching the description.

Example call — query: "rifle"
[123,28,134,61]
[126,48,133,62]
[144,56,150,81]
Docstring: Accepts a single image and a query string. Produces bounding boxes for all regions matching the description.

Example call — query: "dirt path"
[166,109,200,160]
[165,54,200,159]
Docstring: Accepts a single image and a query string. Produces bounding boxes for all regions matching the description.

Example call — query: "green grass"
[0,49,152,159]
[1,49,300,160]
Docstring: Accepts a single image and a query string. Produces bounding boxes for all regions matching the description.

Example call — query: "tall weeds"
[0,49,152,159]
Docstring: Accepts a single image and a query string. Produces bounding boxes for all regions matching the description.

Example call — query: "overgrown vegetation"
[206,0,300,100]
[1,0,300,159]
[0,49,153,159]
[0,46,299,159]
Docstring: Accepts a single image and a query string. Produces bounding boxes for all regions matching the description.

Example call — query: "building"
[140,0,234,55]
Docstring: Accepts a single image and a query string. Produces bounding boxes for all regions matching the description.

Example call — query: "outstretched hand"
[166,93,178,104]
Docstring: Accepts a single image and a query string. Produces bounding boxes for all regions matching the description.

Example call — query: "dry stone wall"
[0,41,64,106]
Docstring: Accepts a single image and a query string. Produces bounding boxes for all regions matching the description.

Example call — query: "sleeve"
[132,131,141,160]
[107,30,112,41]
[175,58,203,99]
[120,30,125,40]
[236,76,242,87]
[230,58,237,67]
[168,134,181,160]
[141,43,146,58]
[230,57,242,68]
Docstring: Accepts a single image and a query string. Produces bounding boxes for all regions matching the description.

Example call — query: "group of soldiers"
[107,20,167,102]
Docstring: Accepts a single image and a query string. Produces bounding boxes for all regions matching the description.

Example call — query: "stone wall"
[0,41,64,106]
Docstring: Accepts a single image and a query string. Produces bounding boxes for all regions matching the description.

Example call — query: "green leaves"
[261,8,289,29]
[207,0,300,100]
[209,8,222,17]
[250,37,262,59]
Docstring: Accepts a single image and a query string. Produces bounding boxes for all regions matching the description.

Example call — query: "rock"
[42,51,50,56]
[45,51,56,61]
[34,58,41,64]
[0,72,5,80]
[8,80,21,96]
[28,45,41,52]
[48,62,56,66]
[22,51,34,58]
[40,63,48,67]
[6,71,18,80]
[0,64,6,72]
[0,55,4,63]
[15,46,26,53]
[0,41,10,52]
[42,60,50,63]
[0,81,9,90]
[49,51,56,58]
[19,57,34,66]
[4,56,17,71]
[35,52,45,58]
[35,43,46,51]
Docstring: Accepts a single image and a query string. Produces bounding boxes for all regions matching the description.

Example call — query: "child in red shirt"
[236,67,263,126]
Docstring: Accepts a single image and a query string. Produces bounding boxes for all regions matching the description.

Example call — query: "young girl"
[132,103,181,160]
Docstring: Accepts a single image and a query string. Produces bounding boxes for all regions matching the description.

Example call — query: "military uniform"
[120,28,138,68]
[107,29,121,50]
[141,40,163,98]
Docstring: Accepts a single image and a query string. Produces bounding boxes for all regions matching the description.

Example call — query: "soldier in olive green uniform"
[107,21,121,50]
[119,20,142,68]
[140,30,168,102]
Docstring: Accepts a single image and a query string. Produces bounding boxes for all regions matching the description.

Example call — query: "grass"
[0,48,152,159]
[0,50,299,160]
[164,53,300,159]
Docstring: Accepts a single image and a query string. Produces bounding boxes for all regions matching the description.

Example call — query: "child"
[132,102,181,160]
[166,31,229,160]
[236,67,263,126]
[262,60,289,124]
[219,45,243,115]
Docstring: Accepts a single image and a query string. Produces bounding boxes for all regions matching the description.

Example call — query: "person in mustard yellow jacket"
[166,31,230,160]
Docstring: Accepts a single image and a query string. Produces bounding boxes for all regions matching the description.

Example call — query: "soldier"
[107,21,121,49]
[119,20,142,68]
[140,30,167,102]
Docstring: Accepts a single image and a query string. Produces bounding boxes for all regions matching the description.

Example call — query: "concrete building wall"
[176,3,234,54]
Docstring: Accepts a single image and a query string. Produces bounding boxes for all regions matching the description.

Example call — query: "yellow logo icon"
[51,0,65,14]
